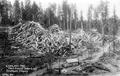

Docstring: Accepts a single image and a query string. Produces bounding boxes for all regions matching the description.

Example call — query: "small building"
[62,58,79,68]
[66,58,78,63]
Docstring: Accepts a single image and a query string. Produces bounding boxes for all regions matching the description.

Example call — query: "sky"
[9,0,120,19]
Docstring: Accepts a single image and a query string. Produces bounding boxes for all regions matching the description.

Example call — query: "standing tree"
[13,0,21,24]
[37,3,44,25]
[20,1,24,21]
[112,7,118,52]
[93,8,100,32]
[57,5,63,28]
[31,1,39,22]
[0,0,9,26]
[24,0,32,21]
[21,1,26,22]
[87,5,93,30]
[74,8,78,30]
[97,1,109,45]
[44,3,57,28]
[62,0,71,30]
[71,4,78,30]
[112,7,118,36]
[8,1,15,26]
[80,11,84,30]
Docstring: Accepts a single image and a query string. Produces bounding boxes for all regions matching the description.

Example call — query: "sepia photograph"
[0,0,120,76]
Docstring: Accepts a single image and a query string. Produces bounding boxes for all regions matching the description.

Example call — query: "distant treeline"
[0,0,120,35]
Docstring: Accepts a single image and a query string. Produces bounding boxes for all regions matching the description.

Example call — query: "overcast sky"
[9,0,120,19]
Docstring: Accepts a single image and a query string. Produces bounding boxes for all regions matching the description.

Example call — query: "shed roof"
[66,58,78,63]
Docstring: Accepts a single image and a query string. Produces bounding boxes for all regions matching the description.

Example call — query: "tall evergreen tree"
[98,0,109,35]
[112,7,118,35]
[37,3,44,25]
[44,3,57,28]
[24,0,32,21]
[93,8,99,31]
[87,5,93,30]
[13,0,21,24]
[20,1,24,21]
[80,11,84,30]
[57,5,63,28]
[0,0,9,25]
[62,0,70,30]
[70,4,78,30]
[8,1,14,25]
[112,7,117,52]
[31,1,39,22]
[74,8,78,30]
